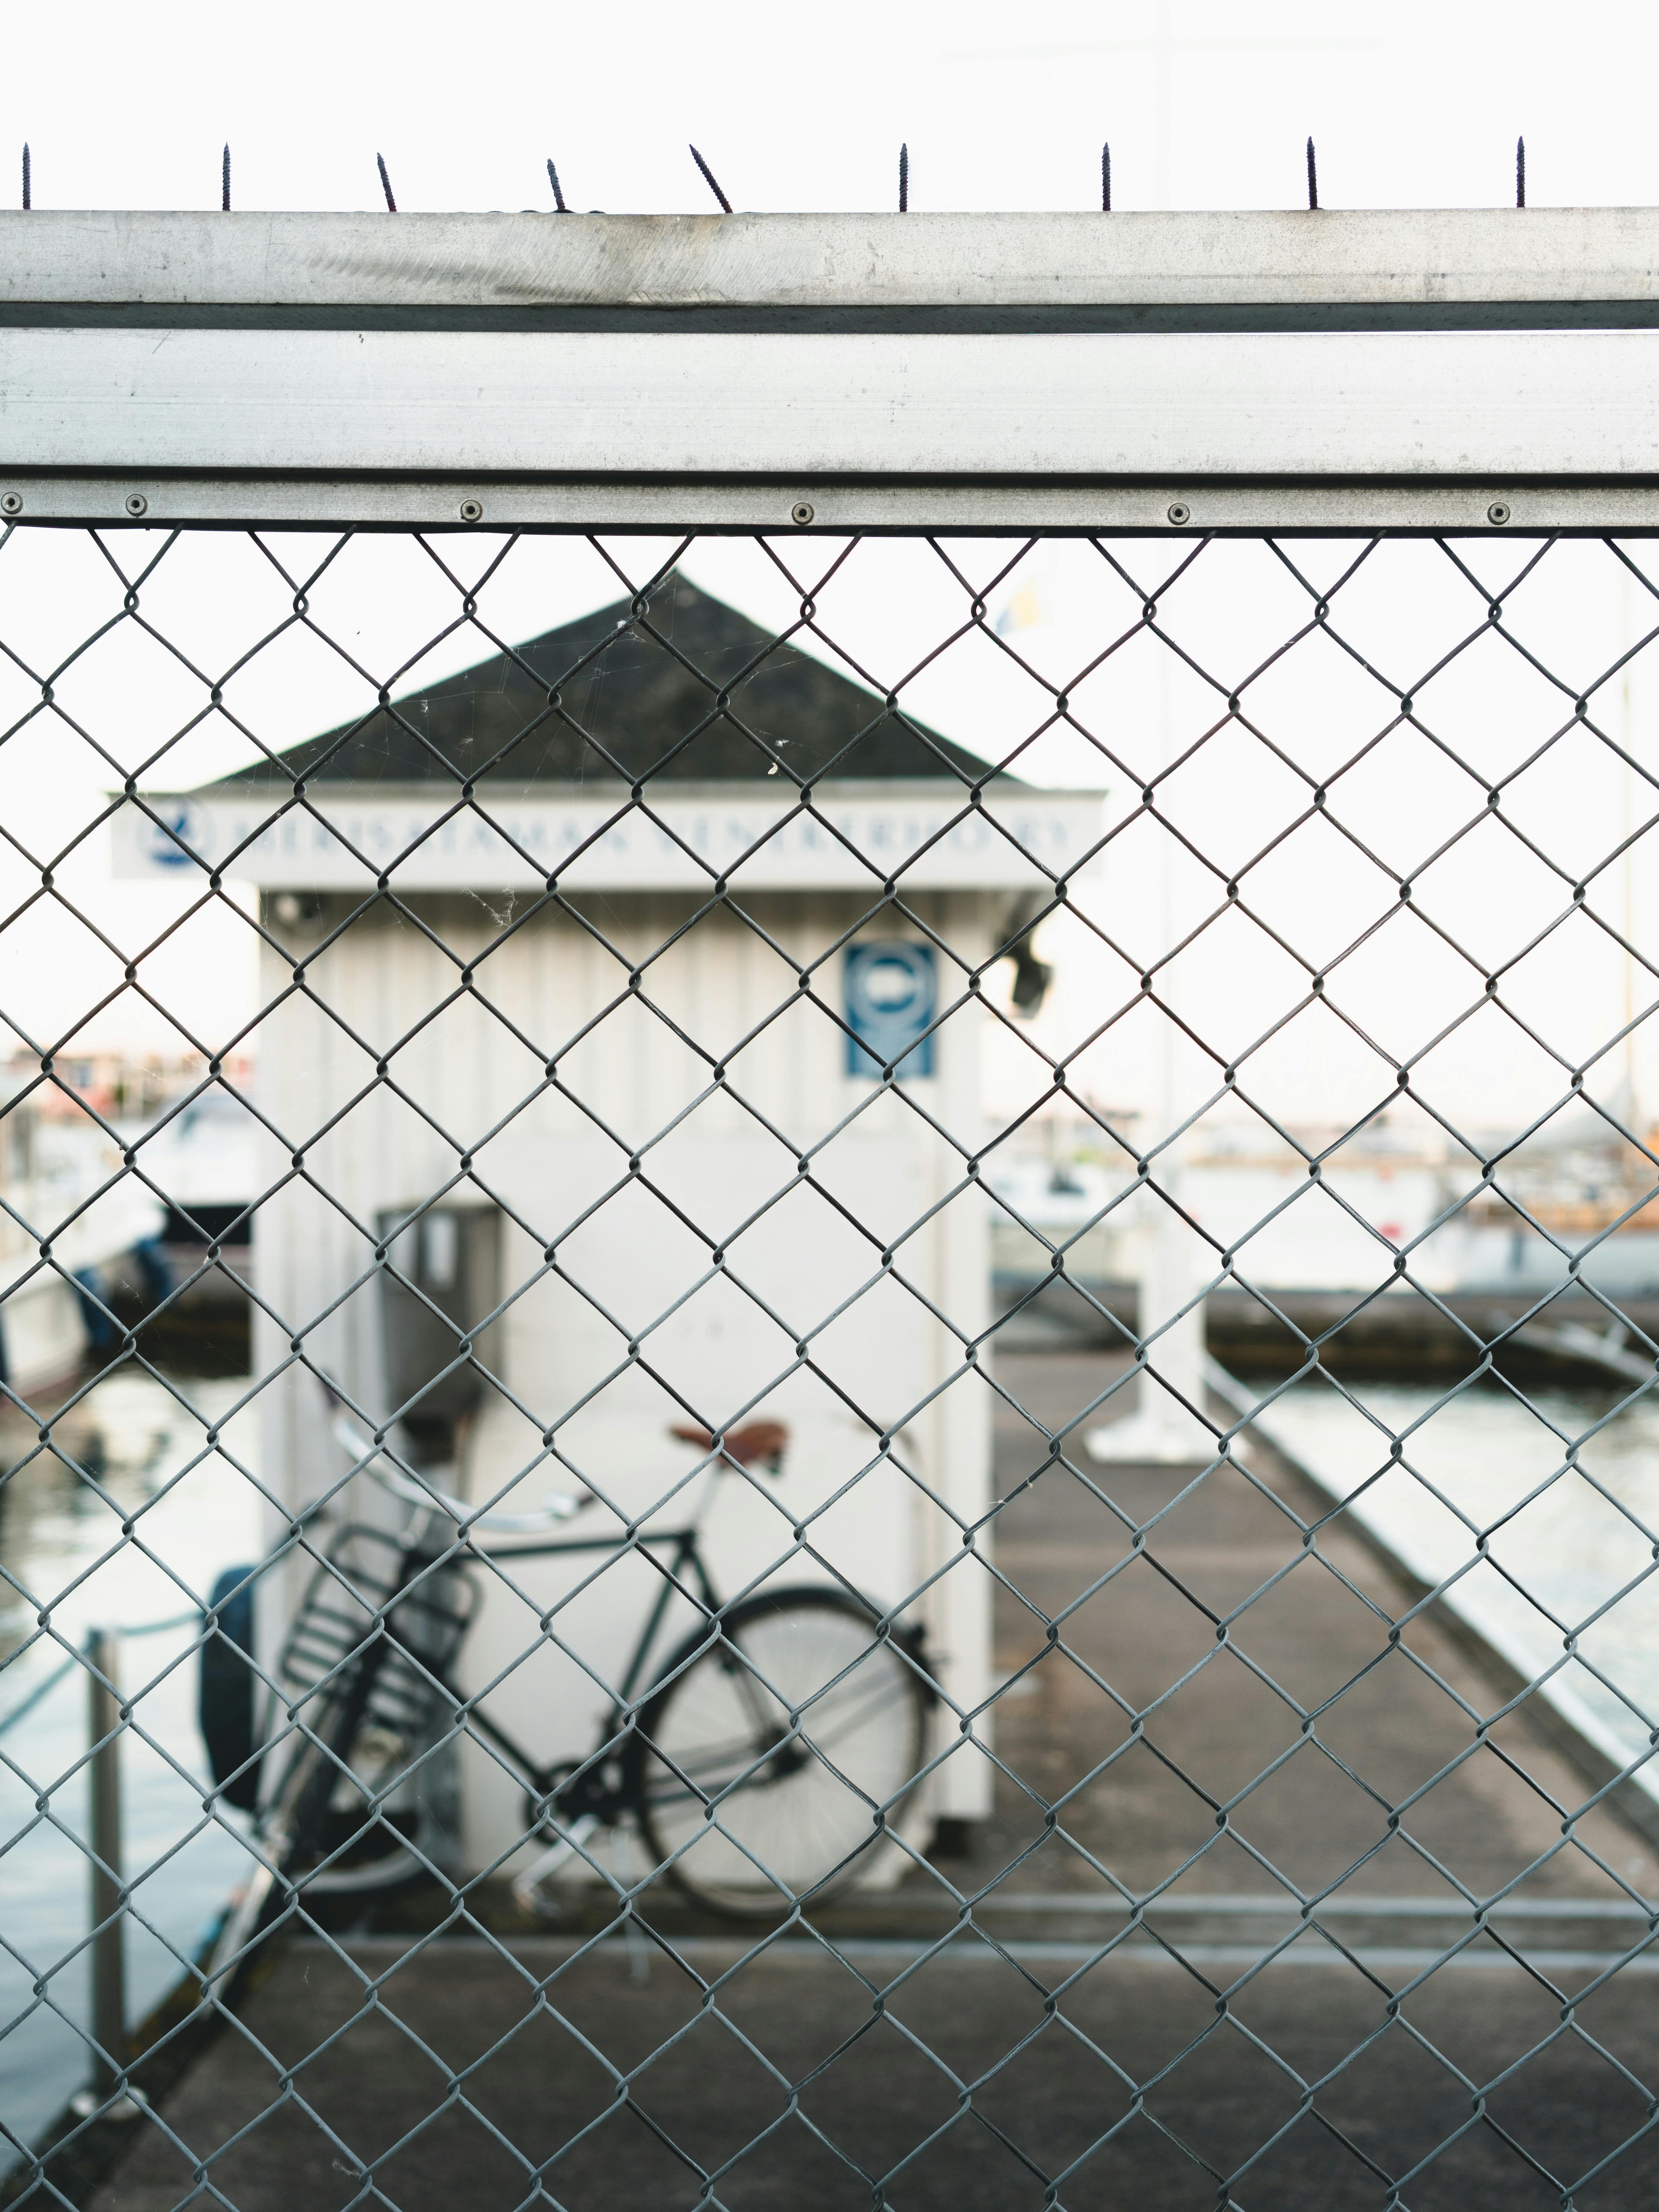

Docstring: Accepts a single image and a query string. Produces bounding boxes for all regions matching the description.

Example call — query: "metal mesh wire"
[4,522,1659,2209]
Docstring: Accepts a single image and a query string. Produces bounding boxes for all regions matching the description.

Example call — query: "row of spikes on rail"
[16,138,1538,216]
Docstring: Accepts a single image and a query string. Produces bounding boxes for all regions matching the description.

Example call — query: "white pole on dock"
[1088,652,1218,1470]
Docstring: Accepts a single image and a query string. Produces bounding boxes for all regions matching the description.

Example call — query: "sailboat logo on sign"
[844,941,936,1078]
[142,799,207,868]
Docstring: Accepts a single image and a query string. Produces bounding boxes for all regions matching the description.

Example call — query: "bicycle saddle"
[670,1419,789,1470]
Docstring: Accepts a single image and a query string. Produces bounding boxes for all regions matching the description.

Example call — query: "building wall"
[252,886,996,1875]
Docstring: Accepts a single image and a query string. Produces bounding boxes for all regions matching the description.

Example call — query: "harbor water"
[0,1368,261,2171]
[1254,1375,1659,1835]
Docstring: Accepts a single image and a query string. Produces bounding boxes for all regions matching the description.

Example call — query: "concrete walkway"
[91,1351,1659,2210]
[967,1352,1659,1912]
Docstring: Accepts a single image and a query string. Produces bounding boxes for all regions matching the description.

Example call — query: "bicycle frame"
[456,1519,725,1820]
[325,1454,740,1831]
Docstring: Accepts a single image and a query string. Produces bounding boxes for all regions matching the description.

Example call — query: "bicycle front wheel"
[632,1589,932,1917]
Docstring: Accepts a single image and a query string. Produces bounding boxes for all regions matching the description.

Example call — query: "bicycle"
[207,1401,936,1982]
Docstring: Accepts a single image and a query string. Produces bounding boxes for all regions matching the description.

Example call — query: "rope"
[0,1609,205,1739]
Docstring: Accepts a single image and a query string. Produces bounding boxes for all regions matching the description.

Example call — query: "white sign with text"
[111,785,1105,892]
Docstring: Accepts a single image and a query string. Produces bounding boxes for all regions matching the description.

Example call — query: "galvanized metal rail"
[2,210,1659,530]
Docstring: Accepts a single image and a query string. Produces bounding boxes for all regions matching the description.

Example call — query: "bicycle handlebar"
[321,1379,787,1534]
[329,1414,588,1533]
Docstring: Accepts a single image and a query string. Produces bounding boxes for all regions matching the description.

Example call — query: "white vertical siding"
[255,883,996,1870]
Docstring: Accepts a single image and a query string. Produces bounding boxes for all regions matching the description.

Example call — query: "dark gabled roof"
[220,577,996,791]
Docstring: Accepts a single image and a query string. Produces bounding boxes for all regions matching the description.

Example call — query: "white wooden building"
[123,575,1103,1875]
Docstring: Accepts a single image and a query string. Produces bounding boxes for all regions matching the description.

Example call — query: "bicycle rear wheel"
[632,1589,932,1917]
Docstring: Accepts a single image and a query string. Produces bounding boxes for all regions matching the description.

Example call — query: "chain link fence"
[4,520,1659,2208]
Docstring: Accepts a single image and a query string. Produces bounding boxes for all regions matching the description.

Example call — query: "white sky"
[5,0,1659,1147]
[3,0,1657,218]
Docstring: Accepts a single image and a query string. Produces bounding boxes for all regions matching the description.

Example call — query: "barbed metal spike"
[899,142,909,213]
[20,143,28,213]
[1517,135,1526,208]
[377,154,397,214]
[547,157,568,214]
[222,144,230,213]
[1307,136,1318,211]
[1101,142,1111,213]
[688,144,731,214]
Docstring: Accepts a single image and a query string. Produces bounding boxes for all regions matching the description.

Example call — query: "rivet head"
[458,498,483,523]
[1167,501,1191,526]
[1487,500,1511,526]
[124,492,148,517]
[790,501,815,526]
[0,492,21,516]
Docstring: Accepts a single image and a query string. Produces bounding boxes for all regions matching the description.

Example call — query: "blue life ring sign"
[844,940,937,1078]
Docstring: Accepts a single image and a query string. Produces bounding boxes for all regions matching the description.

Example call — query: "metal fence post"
[85,1629,125,2106]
